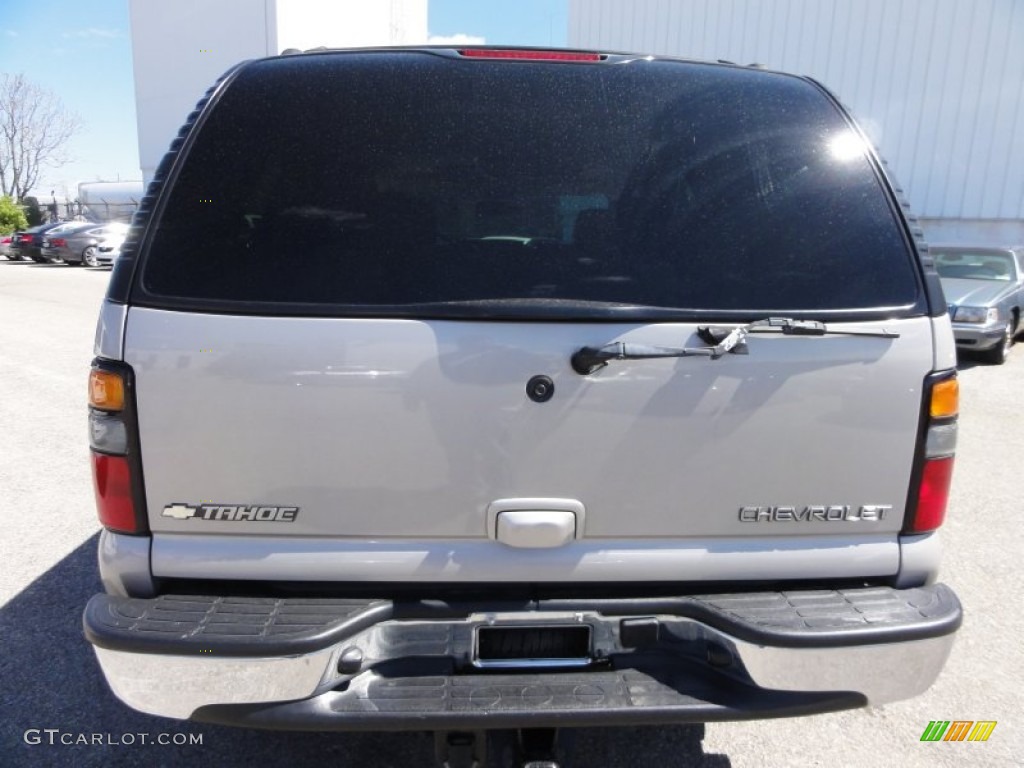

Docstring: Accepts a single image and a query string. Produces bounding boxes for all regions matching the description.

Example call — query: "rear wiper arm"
[571,327,748,374]
[571,317,899,375]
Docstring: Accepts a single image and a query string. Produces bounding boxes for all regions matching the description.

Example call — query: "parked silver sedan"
[43,222,130,267]
[933,245,1024,364]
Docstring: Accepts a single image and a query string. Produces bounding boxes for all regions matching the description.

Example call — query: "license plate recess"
[474,624,592,669]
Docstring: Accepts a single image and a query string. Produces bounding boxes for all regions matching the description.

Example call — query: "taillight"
[91,454,136,532]
[905,373,958,533]
[459,49,603,62]
[51,237,67,247]
[89,361,147,534]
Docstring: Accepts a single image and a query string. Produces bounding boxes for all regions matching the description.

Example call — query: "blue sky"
[0,1,138,201]
[0,0,567,201]
[430,0,568,47]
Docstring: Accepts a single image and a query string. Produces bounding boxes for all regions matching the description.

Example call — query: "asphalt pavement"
[0,260,1019,767]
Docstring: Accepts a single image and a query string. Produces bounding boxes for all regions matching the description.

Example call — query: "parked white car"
[95,228,129,266]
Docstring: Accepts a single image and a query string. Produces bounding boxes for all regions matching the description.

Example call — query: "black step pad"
[83,584,961,657]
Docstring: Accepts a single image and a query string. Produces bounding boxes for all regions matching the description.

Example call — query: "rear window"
[933,249,1018,282]
[137,52,920,318]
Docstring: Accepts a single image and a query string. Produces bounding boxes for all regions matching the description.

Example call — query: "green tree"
[22,195,42,226]
[0,194,27,233]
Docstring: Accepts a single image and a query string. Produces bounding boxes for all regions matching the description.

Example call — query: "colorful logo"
[920,721,997,742]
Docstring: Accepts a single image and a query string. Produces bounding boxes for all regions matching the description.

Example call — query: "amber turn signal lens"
[89,370,125,411]
[930,377,958,420]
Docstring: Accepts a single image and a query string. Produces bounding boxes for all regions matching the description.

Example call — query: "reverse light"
[906,372,958,534]
[459,49,603,62]
[89,411,129,454]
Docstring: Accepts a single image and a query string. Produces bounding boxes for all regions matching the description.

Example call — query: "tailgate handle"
[487,498,585,548]
[496,511,575,548]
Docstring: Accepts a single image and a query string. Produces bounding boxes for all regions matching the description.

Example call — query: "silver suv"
[84,47,960,766]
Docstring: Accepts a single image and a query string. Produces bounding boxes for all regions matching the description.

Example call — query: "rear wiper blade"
[571,317,899,375]
[708,319,901,342]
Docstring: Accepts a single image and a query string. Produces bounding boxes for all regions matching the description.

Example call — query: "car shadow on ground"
[0,535,731,768]
[955,352,1001,371]
[956,355,982,371]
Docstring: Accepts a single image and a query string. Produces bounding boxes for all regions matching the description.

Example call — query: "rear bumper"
[84,585,960,730]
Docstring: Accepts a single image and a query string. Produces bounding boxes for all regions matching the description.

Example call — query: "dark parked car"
[8,229,34,260]
[13,221,75,263]
[42,222,129,266]
[933,245,1024,364]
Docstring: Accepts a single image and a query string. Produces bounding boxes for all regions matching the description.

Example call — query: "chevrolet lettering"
[738,505,893,523]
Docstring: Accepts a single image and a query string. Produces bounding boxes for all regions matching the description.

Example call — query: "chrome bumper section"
[84,585,960,725]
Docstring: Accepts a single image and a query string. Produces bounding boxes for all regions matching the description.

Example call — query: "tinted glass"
[933,250,1017,282]
[140,53,919,315]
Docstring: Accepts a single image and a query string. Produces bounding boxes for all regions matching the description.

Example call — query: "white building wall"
[129,0,274,185]
[275,0,428,50]
[129,0,427,185]
[569,0,1024,243]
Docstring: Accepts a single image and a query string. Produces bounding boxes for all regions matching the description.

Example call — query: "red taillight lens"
[459,49,603,62]
[910,457,954,533]
[91,453,138,533]
[52,238,67,247]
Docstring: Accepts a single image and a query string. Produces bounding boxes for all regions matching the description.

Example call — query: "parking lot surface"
[0,261,1019,767]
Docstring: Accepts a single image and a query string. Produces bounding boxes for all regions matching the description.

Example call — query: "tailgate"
[117,52,939,583]
[127,310,931,581]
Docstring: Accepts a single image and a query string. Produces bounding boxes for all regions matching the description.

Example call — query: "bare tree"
[0,73,82,201]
